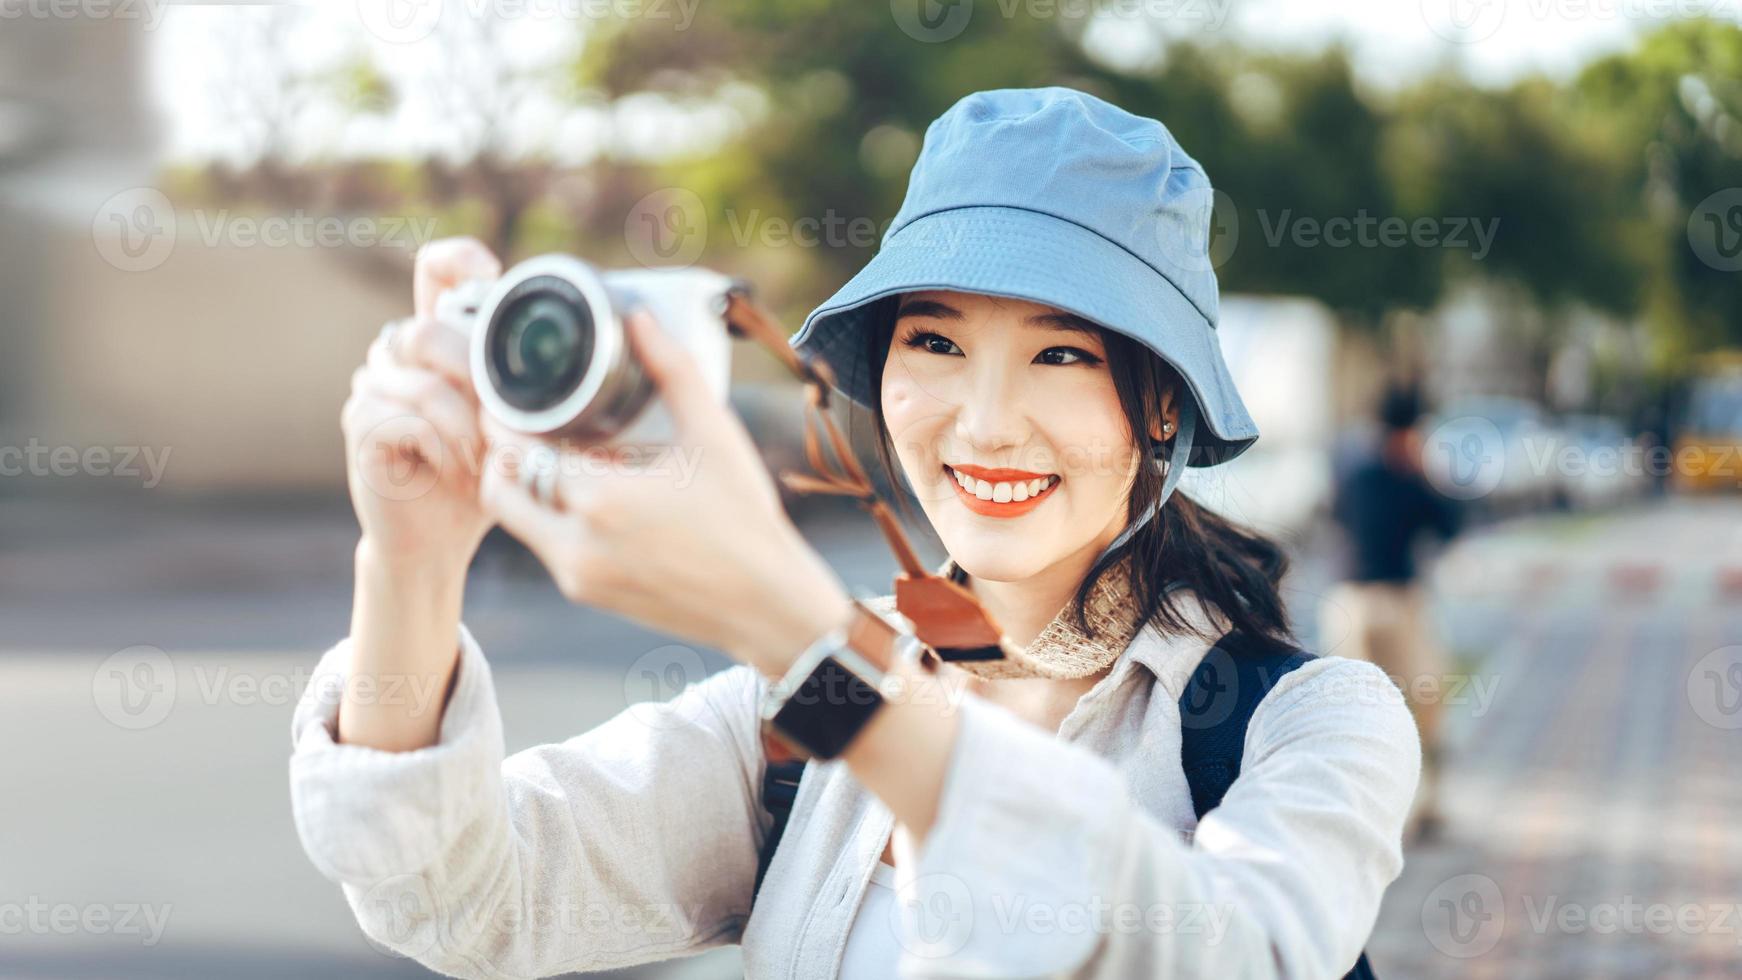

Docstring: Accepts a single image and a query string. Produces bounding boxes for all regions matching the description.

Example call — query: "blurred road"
[1366,496,1742,980]
[2,494,1739,977]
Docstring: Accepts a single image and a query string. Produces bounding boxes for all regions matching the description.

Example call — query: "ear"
[1148,386,1183,444]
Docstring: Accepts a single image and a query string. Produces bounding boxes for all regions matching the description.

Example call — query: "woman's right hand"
[343,237,502,576]
[339,237,502,752]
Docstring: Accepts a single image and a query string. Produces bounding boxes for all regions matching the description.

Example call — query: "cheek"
[881,374,939,471]
[1044,383,1139,488]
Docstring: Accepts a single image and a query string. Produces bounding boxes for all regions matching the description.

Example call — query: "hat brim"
[788,205,1258,467]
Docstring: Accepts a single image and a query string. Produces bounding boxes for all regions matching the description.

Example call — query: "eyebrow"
[894,298,964,321]
[1025,311,1103,342]
[895,299,1103,342]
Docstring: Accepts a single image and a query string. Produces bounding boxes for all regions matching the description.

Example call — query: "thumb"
[414,237,502,320]
[626,309,726,435]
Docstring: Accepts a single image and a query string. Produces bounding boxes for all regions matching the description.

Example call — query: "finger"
[414,237,502,320]
[479,415,618,513]
[365,342,461,402]
[399,313,474,393]
[479,448,570,557]
[368,328,461,393]
[355,364,484,474]
[624,309,724,437]
[355,367,480,446]
[343,393,447,491]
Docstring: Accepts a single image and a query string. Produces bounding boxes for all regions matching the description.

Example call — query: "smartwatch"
[758,599,930,761]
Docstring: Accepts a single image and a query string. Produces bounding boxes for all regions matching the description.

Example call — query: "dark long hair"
[861,296,1295,646]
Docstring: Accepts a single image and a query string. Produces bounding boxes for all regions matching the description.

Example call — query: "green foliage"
[216,9,1742,367]
[325,58,397,117]
[1570,18,1742,363]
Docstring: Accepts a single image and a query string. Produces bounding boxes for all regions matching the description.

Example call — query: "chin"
[932,531,1051,583]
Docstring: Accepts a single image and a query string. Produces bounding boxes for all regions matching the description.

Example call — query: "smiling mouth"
[943,465,1061,512]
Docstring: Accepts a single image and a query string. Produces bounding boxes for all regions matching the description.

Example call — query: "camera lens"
[485,276,594,411]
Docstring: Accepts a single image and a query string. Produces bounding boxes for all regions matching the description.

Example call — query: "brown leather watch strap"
[720,286,1013,667]
[842,598,899,672]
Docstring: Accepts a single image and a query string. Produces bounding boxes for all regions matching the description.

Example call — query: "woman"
[292,87,1419,979]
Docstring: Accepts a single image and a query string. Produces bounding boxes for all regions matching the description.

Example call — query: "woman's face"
[881,289,1160,583]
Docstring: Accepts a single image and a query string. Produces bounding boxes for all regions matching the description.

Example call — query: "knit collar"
[867,553,1160,681]
[941,553,1149,680]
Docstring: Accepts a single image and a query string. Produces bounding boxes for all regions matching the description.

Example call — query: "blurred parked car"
[1556,413,1646,510]
[1422,396,1564,516]
[1673,352,1742,494]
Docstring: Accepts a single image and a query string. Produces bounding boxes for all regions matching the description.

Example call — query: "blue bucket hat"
[788,86,1258,558]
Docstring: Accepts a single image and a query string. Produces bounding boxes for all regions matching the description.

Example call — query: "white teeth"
[949,467,1057,504]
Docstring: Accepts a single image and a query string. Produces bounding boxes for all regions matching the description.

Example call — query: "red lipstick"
[943,464,1060,519]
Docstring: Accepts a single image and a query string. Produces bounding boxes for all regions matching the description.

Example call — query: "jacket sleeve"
[288,624,768,980]
[887,657,1420,980]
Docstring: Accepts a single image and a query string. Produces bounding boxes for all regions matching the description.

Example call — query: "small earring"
[1161,420,1175,436]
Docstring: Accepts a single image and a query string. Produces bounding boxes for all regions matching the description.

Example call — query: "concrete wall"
[17,225,408,493]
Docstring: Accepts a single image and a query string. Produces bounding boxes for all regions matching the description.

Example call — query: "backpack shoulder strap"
[1177,630,1379,980]
[753,736,806,904]
[1177,628,1316,818]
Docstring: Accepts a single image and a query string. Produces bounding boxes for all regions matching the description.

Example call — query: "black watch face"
[771,656,885,759]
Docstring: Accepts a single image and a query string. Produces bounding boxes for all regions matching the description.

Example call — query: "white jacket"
[288,590,1419,979]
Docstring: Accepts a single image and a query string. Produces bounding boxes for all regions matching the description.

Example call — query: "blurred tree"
[1382,72,1646,401]
[186,6,1741,387]
[579,9,1451,329]
[1571,18,1742,367]
[573,0,1083,321]
[1113,45,1443,323]
[1387,75,1642,316]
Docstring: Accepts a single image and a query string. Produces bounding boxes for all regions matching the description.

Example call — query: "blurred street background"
[3,2,1742,978]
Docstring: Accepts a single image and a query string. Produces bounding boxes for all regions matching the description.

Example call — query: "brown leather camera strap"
[720,288,1014,665]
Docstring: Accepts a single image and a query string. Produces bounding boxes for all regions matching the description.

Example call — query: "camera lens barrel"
[471,255,653,441]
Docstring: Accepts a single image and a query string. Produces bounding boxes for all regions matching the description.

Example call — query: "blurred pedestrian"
[1321,385,1462,842]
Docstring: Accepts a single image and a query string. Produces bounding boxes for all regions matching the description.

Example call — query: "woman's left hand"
[479,309,853,676]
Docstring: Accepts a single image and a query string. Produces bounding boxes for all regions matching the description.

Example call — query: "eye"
[897,329,963,356]
[1036,346,1103,367]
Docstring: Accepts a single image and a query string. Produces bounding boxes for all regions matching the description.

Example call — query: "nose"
[952,358,1030,455]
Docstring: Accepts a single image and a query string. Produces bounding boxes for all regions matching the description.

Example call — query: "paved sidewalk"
[1368,497,1742,979]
